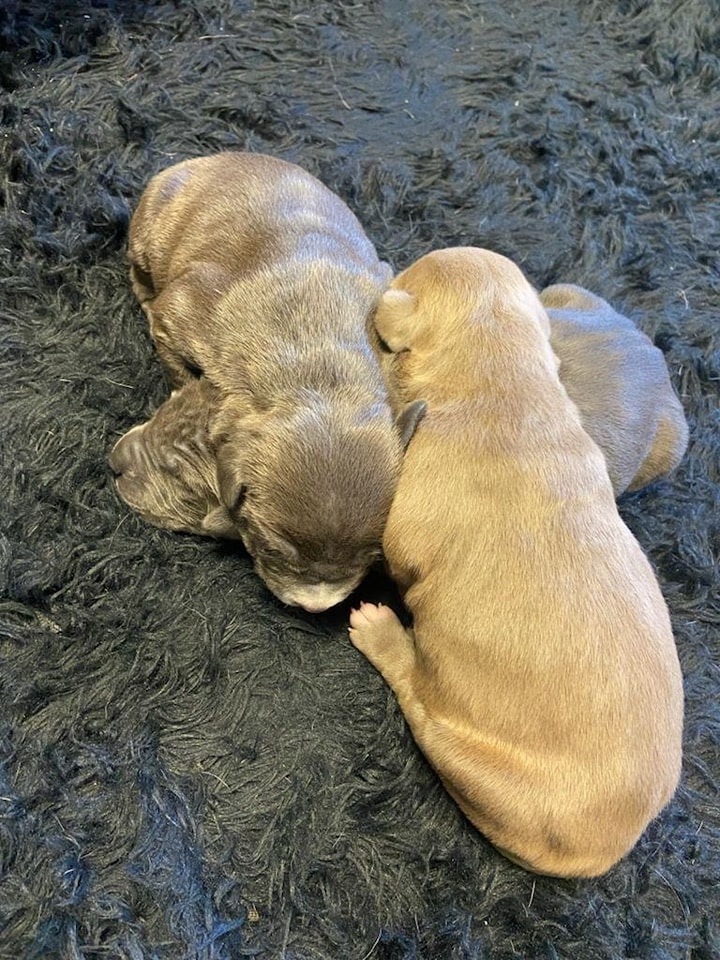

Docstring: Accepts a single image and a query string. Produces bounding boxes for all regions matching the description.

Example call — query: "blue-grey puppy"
[543,284,688,495]
[110,152,424,611]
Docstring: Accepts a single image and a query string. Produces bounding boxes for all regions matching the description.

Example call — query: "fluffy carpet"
[1,1,718,957]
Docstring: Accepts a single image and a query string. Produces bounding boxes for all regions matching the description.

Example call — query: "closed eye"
[375,332,392,353]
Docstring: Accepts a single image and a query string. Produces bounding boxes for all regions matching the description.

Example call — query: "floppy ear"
[201,504,241,539]
[374,289,417,352]
[395,399,427,449]
[216,453,247,515]
[203,413,247,539]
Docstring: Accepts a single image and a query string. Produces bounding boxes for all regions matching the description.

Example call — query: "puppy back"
[128,152,386,292]
[543,285,689,492]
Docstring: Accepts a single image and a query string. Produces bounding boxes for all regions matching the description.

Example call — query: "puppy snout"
[109,425,146,477]
[299,598,334,613]
[285,581,358,613]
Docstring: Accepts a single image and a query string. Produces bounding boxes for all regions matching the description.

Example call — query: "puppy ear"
[374,289,417,352]
[395,399,427,449]
[264,529,299,562]
[539,283,605,313]
[201,504,240,539]
[217,458,247,516]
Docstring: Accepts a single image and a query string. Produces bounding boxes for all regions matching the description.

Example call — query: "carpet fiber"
[1,1,719,957]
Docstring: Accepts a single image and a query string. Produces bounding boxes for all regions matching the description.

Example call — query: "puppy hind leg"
[129,261,156,304]
[349,603,417,691]
[152,328,196,389]
[627,413,688,491]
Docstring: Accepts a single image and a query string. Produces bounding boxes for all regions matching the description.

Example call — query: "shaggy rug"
[1,1,718,958]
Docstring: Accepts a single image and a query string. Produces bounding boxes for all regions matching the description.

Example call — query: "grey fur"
[543,284,689,495]
[111,152,423,610]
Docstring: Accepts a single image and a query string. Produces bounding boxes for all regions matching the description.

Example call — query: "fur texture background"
[1,1,718,957]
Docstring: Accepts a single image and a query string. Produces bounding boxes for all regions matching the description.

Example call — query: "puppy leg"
[129,261,156,304]
[142,282,208,389]
[627,411,689,491]
[349,603,417,691]
[143,264,233,389]
[147,309,198,389]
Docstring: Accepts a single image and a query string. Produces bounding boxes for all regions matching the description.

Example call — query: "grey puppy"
[542,284,688,495]
[110,377,227,536]
[110,152,424,611]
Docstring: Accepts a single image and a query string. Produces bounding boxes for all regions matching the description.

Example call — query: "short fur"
[349,248,684,878]
[543,283,688,495]
[110,280,688,540]
[109,377,228,536]
[113,151,424,610]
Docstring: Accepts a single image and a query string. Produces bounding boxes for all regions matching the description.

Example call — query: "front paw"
[349,601,403,650]
[349,603,415,686]
[349,602,398,633]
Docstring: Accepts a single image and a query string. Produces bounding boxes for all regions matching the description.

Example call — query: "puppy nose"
[299,599,332,613]
[109,426,145,476]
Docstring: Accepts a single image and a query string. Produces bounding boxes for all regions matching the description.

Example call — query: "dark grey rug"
[1,1,718,957]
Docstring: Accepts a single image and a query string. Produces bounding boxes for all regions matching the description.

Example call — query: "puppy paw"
[349,603,415,684]
[349,602,397,631]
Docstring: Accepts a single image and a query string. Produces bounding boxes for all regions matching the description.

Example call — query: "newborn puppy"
[542,283,688,495]
[109,378,228,537]
[114,152,424,611]
[349,248,684,878]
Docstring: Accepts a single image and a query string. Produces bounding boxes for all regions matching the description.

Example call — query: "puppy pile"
[110,152,688,877]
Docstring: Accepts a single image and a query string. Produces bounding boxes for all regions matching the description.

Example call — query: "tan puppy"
[111,152,424,611]
[543,284,688,495]
[349,248,684,878]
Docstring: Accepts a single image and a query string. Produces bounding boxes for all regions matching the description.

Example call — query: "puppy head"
[109,379,228,536]
[373,248,554,396]
[208,395,425,611]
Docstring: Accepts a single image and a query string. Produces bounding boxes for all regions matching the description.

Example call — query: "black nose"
[109,426,146,477]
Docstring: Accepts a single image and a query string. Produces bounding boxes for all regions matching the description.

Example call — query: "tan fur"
[112,151,424,610]
[542,284,688,495]
[349,248,684,878]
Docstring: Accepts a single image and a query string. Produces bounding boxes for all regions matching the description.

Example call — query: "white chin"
[282,581,356,613]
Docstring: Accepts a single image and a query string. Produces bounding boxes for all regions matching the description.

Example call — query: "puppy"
[112,152,424,611]
[542,284,688,495]
[109,377,228,537]
[349,248,684,878]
